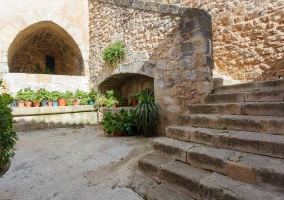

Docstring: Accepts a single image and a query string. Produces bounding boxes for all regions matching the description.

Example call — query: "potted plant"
[101,109,137,136]
[46,91,53,106]
[134,89,163,137]
[50,91,60,106]
[95,93,107,107]
[89,89,97,105]
[66,98,73,106]
[75,89,89,105]
[22,87,36,107]
[15,89,26,108]
[58,92,67,106]
[33,91,43,107]
[37,88,49,107]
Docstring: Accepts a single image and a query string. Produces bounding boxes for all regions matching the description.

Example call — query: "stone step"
[176,114,284,135]
[213,79,284,94]
[151,137,284,189]
[138,153,283,200]
[166,126,284,159]
[203,89,284,104]
[186,102,284,117]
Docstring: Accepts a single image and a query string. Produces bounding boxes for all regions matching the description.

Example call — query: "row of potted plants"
[12,88,97,108]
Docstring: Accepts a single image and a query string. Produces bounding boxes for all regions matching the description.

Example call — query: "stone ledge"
[12,105,96,116]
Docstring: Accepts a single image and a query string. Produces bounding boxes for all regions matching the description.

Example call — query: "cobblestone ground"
[0,125,153,200]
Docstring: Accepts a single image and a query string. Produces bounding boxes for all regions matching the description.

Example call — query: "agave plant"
[134,88,163,137]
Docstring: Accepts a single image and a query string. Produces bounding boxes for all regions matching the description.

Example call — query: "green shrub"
[0,79,18,172]
[102,109,137,135]
[75,89,89,100]
[102,42,126,66]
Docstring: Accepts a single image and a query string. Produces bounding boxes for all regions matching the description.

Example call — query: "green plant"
[37,88,50,101]
[66,99,73,106]
[0,79,18,173]
[89,89,97,100]
[101,109,137,135]
[102,41,126,66]
[75,89,89,100]
[94,93,107,107]
[15,87,36,101]
[33,63,53,74]
[50,91,61,101]
[64,91,74,99]
[134,88,163,137]
[79,98,89,105]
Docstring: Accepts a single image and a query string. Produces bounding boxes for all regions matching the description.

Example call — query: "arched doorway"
[8,21,84,76]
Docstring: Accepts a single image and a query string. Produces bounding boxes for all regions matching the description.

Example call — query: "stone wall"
[0,0,90,93]
[146,0,284,82]
[89,0,213,133]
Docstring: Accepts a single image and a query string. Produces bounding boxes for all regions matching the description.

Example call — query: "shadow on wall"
[8,21,84,76]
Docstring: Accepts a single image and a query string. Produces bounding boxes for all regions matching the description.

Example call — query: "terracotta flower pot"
[33,100,40,107]
[58,98,67,106]
[132,98,138,106]
[73,100,79,106]
[48,100,53,106]
[17,101,25,108]
[25,101,32,107]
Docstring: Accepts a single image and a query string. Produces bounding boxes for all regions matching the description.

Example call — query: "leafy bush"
[134,88,163,136]
[66,99,73,106]
[15,87,36,101]
[102,109,137,135]
[79,98,89,105]
[102,42,126,66]
[50,91,61,101]
[75,89,89,100]
[0,79,18,171]
[89,89,97,100]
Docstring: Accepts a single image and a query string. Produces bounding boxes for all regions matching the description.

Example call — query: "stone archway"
[8,21,84,75]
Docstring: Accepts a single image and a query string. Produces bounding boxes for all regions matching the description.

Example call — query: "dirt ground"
[0,125,154,200]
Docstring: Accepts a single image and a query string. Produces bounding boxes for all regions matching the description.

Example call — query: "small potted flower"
[89,89,97,105]
[50,91,61,106]
[37,88,49,107]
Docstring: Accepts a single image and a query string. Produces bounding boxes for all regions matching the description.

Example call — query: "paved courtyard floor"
[0,125,153,200]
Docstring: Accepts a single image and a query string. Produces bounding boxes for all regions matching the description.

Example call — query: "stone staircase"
[137,79,284,199]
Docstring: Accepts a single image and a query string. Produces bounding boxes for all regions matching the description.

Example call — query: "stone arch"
[8,21,84,75]
[0,10,88,74]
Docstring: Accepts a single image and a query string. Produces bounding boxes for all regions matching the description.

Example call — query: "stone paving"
[0,125,153,200]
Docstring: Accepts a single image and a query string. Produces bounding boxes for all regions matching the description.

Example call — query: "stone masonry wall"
[89,0,213,133]
[146,0,284,82]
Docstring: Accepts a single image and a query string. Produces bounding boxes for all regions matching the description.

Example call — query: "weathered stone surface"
[146,184,194,200]
[213,82,259,94]
[259,80,284,91]
[203,93,245,104]
[187,103,242,115]
[244,89,284,102]
[200,173,283,200]
[152,137,196,162]
[226,161,256,184]
[240,102,284,116]
[138,153,172,178]
[130,171,159,198]
[160,161,211,198]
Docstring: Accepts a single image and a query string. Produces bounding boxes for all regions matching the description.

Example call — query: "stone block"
[35,74,52,83]
[3,73,27,83]
[214,82,259,94]
[157,60,167,70]
[166,126,192,142]
[168,46,181,60]
[240,102,284,117]
[146,184,193,200]
[227,161,256,184]
[159,4,169,13]
[138,153,172,178]
[165,70,181,76]
[164,78,175,87]
[0,65,8,73]
[164,97,174,105]
[203,93,245,104]
[181,42,194,53]
[179,59,191,70]
[244,90,284,102]
[132,0,145,9]
[167,61,178,70]
[259,80,284,91]
[197,82,213,94]
[184,70,197,81]
[152,137,195,162]
[160,161,211,199]
[169,5,180,15]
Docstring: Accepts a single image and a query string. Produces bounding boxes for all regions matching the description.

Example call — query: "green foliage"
[33,63,53,74]
[102,41,126,66]
[66,99,73,106]
[37,88,50,101]
[50,91,61,101]
[101,109,137,135]
[79,98,89,105]
[89,89,97,100]
[75,89,89,100]
[0,79,18,171]
[134,89,163,136]
[15,87,36,101]
[64,91,74,99]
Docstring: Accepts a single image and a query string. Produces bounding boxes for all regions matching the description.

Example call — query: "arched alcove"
[8,21,84,75]
[99,73,154,97]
